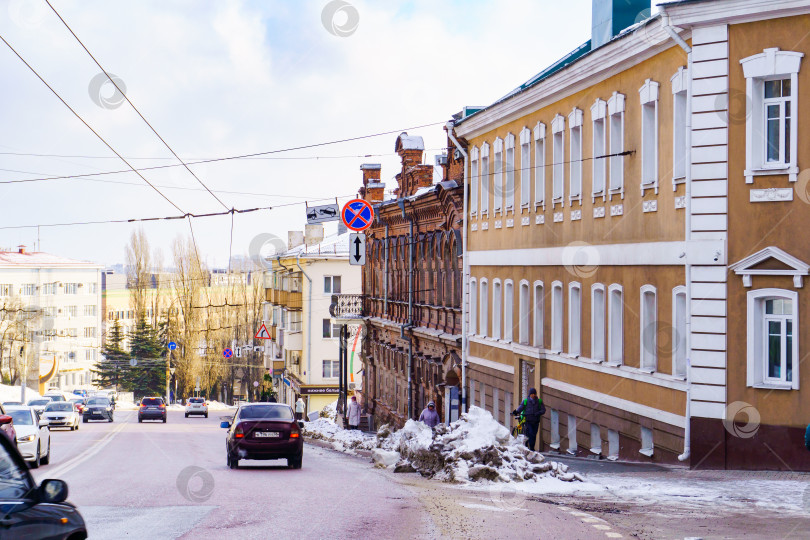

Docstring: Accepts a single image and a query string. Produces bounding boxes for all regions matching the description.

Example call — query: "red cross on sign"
[341,199,374,232]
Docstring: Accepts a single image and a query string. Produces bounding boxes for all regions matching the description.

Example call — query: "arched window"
[608,284,623,365]
[504,280,514,342]
[519,281,530,345]
[492,279,502,340]
[551,281,563,352]
[469,278,478,335]
[568,282,582,356]
[672,286,687,378]
[640,285,657,371]
[480,279,489,337]
[591,284,606,362]
[444,237,453,307]
[533,281,544,348]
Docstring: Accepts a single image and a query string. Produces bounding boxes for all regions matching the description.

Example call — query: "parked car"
[27,399,52,416]
[42,402,80,431]
[221,403,303,469]
[0,429,86,538]
[82,397,113,423]
[138,397,166,423]
[0,403,17,446]
[2,402,22,407]
[185,397,208,418]
[69,398,87,414]
[42,393,67,402]
[6,407,50,468]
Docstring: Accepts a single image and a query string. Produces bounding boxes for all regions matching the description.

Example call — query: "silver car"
[27,398,53,416]
[42,402,80,431]
[6,406,50,468]
[185,397,208,418]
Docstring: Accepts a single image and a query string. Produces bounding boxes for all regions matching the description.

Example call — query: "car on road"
[138,397,167,423]
[69,398,87,415]
[42,392,68,402]
[82,397,114,423]
[0,403,16,446]
[6,406,50,468]
[27,399,52,416]
[221,403,303,469]
[185,397,208,418]
[0,428,86,538]
[42,402,80,431]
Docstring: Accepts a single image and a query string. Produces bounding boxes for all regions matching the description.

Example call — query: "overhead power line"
[45,0,230,212]
[0,33,185,214]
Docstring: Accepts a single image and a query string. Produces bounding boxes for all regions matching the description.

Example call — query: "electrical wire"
[44,0,230,212]
[0,32,185,214]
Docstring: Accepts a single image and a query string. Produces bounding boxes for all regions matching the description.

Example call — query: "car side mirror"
[39,479,68,504]
[297,421,305,429]
[220,421,231,429]
[0,415,12,425]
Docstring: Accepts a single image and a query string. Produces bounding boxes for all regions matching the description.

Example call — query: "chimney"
[395,132,424,172]
[591,0,650,50]
[288,231,304,249]
[305,224,324,246]
[360,163,385,204]
[17,245,26,254]
[412,165,434,190]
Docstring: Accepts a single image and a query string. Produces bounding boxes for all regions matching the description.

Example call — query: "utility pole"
[165,349,171,404]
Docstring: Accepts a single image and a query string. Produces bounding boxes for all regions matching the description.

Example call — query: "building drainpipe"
[663,13,693,463]
[295,253,312,387]
[398,199,415,420]
[446,121,469,414]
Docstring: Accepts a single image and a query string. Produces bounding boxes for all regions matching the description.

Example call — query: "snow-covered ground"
[0,384,41,403]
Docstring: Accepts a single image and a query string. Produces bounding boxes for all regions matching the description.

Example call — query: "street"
[28,410,616,539]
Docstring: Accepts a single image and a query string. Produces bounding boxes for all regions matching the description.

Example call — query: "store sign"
[299,386,339,395]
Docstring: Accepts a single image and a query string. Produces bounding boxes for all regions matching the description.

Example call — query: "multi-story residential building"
[353,133,464,428]
[0,246,102,392]
[263,226,362,415]
[452,0,810,470]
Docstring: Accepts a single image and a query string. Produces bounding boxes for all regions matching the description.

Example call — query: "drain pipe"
[296,253,312,386]
[398,198,414,419]
[446,120,469,414]
[663,12,693,463]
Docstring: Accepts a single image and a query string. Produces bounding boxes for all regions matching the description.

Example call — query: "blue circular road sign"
[341,199,374,232]
[168,341,177,350]
[223,348,233,358]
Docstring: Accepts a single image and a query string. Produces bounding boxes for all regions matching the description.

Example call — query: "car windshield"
[27,400,49,407]
[0,443,33,500]
[87,398,109,406]
[238,405,294,420]
[70,399,84,404]
[142,398,163,406]
[189,398,205,403]
[7,410,33,426]
[45,395,65,401]
[2,402,21,406]
[45,402,74,412]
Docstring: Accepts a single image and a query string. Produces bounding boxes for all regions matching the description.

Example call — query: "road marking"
[605,533,623,538]
[592,524,611,530]
[46,413,131,478]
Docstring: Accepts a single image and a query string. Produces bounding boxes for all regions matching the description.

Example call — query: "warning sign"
[255,323,271,340]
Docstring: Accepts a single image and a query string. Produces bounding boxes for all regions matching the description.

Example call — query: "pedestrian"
[419,401,440,428]
[347,396,361,430]
[269,394,277,403]
[512,388,546,452]
[295,397,305,421]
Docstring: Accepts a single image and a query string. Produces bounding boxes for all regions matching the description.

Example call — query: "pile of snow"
[375,406,584,483]
[0,384,41,404]
[303,417,374,453]
[207,400,235,411]
[320,400,337,420]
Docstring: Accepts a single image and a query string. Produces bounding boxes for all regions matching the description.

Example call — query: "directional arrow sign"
[349,233,366,266]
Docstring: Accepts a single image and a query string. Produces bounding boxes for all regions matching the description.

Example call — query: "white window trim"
[591,98,608,202]
[607,283,623,366]
[533,280,545,348]
[568,282,582,357]
[551,115,565,208]
[503,279,514,342]
[551,280,563,352]
[568,108,583,205]
[505,133,516,213]
[534,123,546,209]
[671,67,688,189]
[479,278,489,337]
[470,146,479,217]
[480,143,490,216]
[639,79,660,194]
[493,137,504,214]
[469,278,478,335]
[672,285,687,379]
[607,92,626,200]
[591,283,606,362]
[741,48,804,183]
[746,288,799,390]
[492,279,502,340]
[640,284,657,372]
[519,279,530,345]
[519,127,532,210]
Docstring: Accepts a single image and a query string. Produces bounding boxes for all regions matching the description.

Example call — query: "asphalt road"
[29,410,624,539]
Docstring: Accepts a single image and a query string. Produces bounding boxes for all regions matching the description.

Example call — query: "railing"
[329,294,364,319]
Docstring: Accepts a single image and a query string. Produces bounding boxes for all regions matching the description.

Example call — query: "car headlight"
[106,407,112,411]
[17,434,35,442]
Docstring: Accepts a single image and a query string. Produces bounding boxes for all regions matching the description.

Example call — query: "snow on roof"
[379,179,460,206]
[397,133,424,151]
[0,251,101,268]
[280,232,351,259]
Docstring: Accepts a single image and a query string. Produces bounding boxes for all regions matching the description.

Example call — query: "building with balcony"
[357,131,464,428]
[263,226,361,414]
[452,0,810,470]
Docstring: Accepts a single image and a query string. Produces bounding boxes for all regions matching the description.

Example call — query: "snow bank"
[0,384,41,403]
[303,417,375,453]
[320,400,337,420]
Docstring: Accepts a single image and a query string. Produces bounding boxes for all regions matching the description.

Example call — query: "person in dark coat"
[512,388,546,451]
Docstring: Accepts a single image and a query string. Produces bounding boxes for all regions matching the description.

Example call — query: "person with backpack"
[512,388,546,451]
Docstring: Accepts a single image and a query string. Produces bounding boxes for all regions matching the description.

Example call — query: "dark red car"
[221,403,303,469]
[0,403,16,446]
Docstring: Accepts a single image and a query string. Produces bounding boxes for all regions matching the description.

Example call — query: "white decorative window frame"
[607,283,623,366]
[493,137,504,214]
[551,114,566,208]
[740,48,804,183]
[503,279,514,343]
[480,142,490,216]
[469,277,478,335]
[591,283,606,362]
[639,79,660,195]
[568,281,582,357]
[639,284,658,372]
[519,127,532,210]
[534,122,546,210]
[607,92,626,200]
[671,67,688,189]
[729,245,809,288]
[533,280,545,348]
[479,278,489,337]
[672,285,687,379]
[568,108,584,205]
[470,146,479,218]
[745,288,799,390]
[504,133,516,213]
[518,280,530,345]
[492,278,502,340]
[591,98,608,202]
[551,280,563,353]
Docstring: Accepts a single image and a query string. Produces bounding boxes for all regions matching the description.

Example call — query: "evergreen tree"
[125,316,166,396]
[93,319,129,389]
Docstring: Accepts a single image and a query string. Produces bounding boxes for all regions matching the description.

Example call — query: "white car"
[6,406,50,468]
[27,398,53,415]
[42,401,80,430]
[185,397,208,418]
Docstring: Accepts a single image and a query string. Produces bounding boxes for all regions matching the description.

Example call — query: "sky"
[0,0,648,268]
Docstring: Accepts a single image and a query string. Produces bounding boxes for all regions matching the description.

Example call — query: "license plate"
[254,432,280,438]
[93,409,102,413]
[148,407,158,410]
